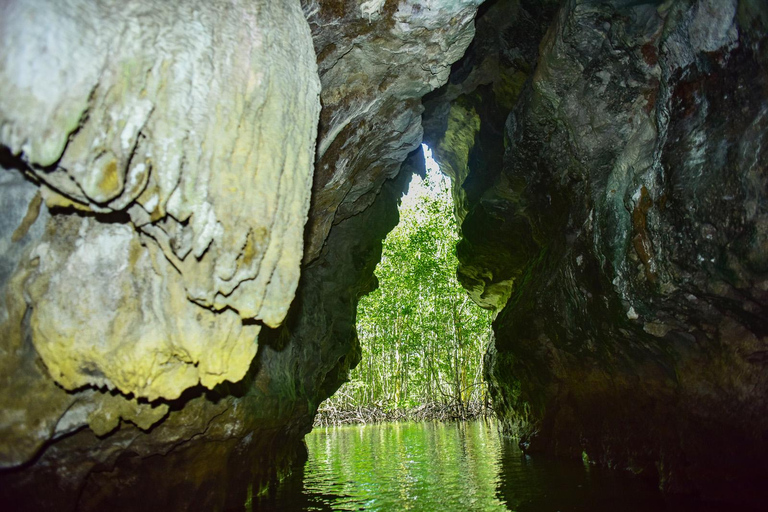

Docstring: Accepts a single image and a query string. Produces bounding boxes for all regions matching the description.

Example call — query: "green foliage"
[327,152,493,413]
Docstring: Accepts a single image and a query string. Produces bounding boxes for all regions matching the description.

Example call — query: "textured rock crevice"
[300,0,482,262]
[423,0,560,310]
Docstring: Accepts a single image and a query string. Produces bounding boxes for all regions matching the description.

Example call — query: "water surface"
[253,420,750,511]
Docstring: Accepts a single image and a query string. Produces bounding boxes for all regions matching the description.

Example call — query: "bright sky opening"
[400,144,451,214]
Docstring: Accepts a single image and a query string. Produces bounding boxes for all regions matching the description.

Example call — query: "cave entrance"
[316,144,493,424]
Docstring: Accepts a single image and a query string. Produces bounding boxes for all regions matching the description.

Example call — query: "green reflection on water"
[254,420,752,512]
[304,420,505,511]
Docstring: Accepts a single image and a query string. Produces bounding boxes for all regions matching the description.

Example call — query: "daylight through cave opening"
[315,144,493,425]
[1,0,766,508]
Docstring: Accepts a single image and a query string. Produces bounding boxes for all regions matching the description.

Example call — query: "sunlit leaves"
[333,148,493,412]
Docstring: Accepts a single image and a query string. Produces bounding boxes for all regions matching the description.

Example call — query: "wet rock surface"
[0,0,473,509]
[0,0,766,508]
[428,0,768,502]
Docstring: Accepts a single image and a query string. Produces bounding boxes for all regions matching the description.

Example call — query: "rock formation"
[0,0,480,509]
[1,0,320,468]
[427,0,768,503]
[301,0,481,262]
[0,0,766,509]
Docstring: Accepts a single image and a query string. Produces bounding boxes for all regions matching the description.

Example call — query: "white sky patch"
[400,144,451,214]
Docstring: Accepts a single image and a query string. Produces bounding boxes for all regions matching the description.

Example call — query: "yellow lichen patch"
[239,227,269,268]
[11,192,42,242]
[96,158,122,201]
[40,186,92,212]
[241,229,257,267]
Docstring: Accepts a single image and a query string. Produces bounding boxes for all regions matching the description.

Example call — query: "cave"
[0,0,766,510]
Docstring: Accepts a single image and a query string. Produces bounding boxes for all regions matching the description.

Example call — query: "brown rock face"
[428,0,768,503]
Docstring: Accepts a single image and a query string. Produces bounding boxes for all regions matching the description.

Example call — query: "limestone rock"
[27,215,261,401]
[0,0,320,402]
[0,0,479,505]
[301,0,483,262]
[423,0,560,310]
[0,170,170,467]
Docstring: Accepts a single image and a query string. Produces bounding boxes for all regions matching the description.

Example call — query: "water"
[253,420,750,511]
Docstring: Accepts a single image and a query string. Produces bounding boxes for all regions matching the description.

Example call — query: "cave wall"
[0,0,480,509]
[423,0,560,309]
[429,0,768,502]
[1,0,321,469]
[300,0,482,262]
[2,0,766,507]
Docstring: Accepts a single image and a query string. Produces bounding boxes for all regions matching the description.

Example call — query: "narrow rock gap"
[0,1,766,510]
[314,143,493,426]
